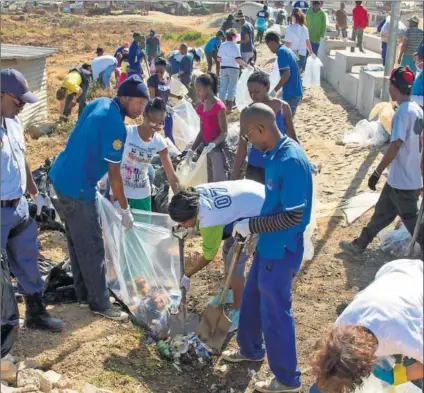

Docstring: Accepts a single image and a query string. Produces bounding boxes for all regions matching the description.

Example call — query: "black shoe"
[25,293,64,332]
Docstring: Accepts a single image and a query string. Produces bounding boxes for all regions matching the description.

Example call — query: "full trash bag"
[369,102,395,133]
[303,56,323,88]
[172,99,200,151]
[235,66,254,111]
[1,250,19,358]
[343,120,389,147]
[98,195,181,340]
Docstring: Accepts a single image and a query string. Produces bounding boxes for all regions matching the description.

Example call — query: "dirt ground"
[5,11,395,393]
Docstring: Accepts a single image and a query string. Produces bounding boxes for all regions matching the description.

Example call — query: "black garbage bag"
[1,250,20,358]
[152,184,170,214]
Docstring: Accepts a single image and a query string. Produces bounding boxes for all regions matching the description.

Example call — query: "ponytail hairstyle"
[196,72,219,95]
[144,97,167,116]
[168,188,200,223]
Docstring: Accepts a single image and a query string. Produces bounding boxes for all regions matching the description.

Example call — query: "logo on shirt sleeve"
[113,139,123,151]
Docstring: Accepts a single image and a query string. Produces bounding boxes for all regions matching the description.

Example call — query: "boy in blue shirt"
[49,76,149,321]
[205,30,225,74]
[128,32,146,78]
[222,103,313,393]
[265,32,303,117]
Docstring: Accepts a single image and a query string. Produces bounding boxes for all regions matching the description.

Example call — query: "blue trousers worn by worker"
[381,42,387,66]
[237,239,303,388]
[311,42,320,55]
[1,197,43,295]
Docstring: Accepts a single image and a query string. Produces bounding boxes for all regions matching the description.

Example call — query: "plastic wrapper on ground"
[343,120,389,147]
[235,67,254,112]
[98,195,181,340]
[303,56,323,88]
[172,99,200,151]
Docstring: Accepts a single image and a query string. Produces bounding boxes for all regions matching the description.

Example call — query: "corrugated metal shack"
[1,44,57,127]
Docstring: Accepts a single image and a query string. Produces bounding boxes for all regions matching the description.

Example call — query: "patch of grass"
[55,27,71,35]
[59,15,79,28]
[87,370,135,389]
[162,31,203,42]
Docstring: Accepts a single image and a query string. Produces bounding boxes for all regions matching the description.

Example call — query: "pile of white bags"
[303,56,323,88]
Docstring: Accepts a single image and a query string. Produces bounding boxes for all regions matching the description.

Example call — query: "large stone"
[82,383,114,393]
[17,369,40,389]
[35,370,52,393]
[44,371,62,387]
[55,377,72,390]
[1,360,17,383]
[17,359,39,372]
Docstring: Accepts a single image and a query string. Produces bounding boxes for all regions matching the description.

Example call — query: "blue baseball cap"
[1,68,39,103]
[414,43,424,59]
[117,75,149,99]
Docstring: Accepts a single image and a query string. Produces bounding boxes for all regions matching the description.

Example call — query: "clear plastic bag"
[303,56,323,88]
[343,120,389,147]
[171,99,200,151]
[369,102,395,133]
[378,222,421,258]
[170,75,188,97]
[235,67,254,112]
[98,195,181,340]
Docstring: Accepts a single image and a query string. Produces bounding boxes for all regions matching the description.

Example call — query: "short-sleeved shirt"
[277,45,303,99]
[285,23,310,56]
[217,41,242,69]
[257,136,313,259]
[147,74,171,104]
[121,126,167,200]
[196,180,265,260]
[205,37,222,54]
[49,97,127,201]
[240,21,255,53]
[404,27,424,57]
[1,117,27,200]
[62,71,82,94]
[179,54,194,86]
[128,40,145,74]
[335,259,423,364]
[387,100,423,190]
[91,56,117,79]
[196,100,226,143]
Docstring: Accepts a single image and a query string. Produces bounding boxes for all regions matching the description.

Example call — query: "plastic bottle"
[157,340,172,360]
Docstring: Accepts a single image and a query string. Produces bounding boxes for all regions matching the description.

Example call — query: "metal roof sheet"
[1,44,57,60]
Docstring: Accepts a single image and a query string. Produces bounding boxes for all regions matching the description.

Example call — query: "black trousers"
[63,91,86,119]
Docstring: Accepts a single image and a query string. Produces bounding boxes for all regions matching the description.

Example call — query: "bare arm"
[235,58,248,67]
[273,68,290,93]
[376,140,402,174]
[406,362,424,382]
[231,137,248,180]
[398,37,408,63]
[25,158,38,196]
[282,102,299,143]
[186,254,212,277]
[159,148,181,194]
[108,162,128,210]
[191,127,203,152]
[211,108,228,146]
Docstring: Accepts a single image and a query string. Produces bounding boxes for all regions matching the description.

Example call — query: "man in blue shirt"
[49,76,149,321]
[265,32,303,117]
[222,103,313,393]
[128,32,145,78]
[412,43,424,108]
[205,30,225,74]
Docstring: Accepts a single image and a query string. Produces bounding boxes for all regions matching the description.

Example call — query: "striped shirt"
[405,27,424,56]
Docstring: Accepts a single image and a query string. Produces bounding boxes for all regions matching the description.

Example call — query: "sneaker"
[229,309,240,333]
[221,349,264,363]
[339,240,364,256]
[208,289,233,307]
[255,378,301,393]
[92,305,129,321]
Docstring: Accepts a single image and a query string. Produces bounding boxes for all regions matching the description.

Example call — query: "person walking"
[222,103,313,393]
[285,8,314,72]
[128,32,146,78]
[205,30,225,74]
[49,76,150,320]
[306,1,327,55]
[265,32,303,116]
[146,29,161,64]
[231,70,299,184]
[1,69,64,332]
[217,29,249,112]
[339,67,424,258]
[335,2,348,39]
[398,16,424,74]
[236,11,255,64]
[256,4,270,43]
[351,1,368,53]
[92,54,118,89]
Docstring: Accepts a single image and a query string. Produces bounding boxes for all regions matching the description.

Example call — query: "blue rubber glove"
[373,364,408,386]
[373,365,394,385]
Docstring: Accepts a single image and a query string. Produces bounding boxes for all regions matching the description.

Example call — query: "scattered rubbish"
[369,102,395,133]
[343,120,389,147]
[167,332,214,367]
[235,66,254,112]
[157,340,172,360]
[217,364,229,373]
[303,56,323,88]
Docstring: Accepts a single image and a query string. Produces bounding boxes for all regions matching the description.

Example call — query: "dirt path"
[11,17,394,393]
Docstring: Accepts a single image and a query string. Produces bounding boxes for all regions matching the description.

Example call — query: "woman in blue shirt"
[205,30,225,75]
[231,70,299,184]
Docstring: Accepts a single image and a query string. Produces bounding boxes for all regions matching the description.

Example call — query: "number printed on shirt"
[210,187,232,209]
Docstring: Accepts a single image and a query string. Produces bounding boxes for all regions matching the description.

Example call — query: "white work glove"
[180,275,191,292]
[232,218,251,239]
[31,194,48,216]
[204,143,216,154]
[120,207,134,230]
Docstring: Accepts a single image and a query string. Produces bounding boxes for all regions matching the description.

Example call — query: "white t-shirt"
[387,101,423,190]
[91,55,118,79]
[217,41,242,69]
[196,180,265,228]
[335,259,423,363]
[285,23,310,56]
[121,125,167,199]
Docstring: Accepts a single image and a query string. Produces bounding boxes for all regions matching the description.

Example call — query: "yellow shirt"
[62,71,82,94]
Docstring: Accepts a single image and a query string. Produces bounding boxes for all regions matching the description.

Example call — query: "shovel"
[196,236,245,352]
[169,226,199,337]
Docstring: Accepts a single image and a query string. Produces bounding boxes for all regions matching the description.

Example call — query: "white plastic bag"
[303,173,318,261]
[171,99,200,151]
[303,56,323,88]
[355,373,422,393]
[343,120,389,147]
[170,75,188,97]
[98,194,181,339]
[378,222,421,257]
[269,58,281,93]
[235,67,254,112]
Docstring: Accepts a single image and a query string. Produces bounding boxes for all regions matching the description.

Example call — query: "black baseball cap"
[1,68,39,103]
[117,75,149,99]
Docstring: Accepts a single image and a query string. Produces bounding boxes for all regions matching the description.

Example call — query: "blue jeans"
[1,197,43,295]
[381,42,387,66]
[99,64,116,88]
[54,191,110,312]
[311,42,320,55]
[284,96,302,117]
[237,239,304,387]
[219,68,239,102]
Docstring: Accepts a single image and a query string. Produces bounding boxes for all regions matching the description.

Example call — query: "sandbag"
[369,102,395,133]
[303,56,323,88]
[343,120,389,147]
[172,99,200,151]
[235,67,254,111]
[98,195,181,340]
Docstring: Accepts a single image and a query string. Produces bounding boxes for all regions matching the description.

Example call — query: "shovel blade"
[196,305,231,352]
[169,312,199,337]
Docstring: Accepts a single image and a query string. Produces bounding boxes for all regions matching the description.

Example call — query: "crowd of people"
[1,3,424,393]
